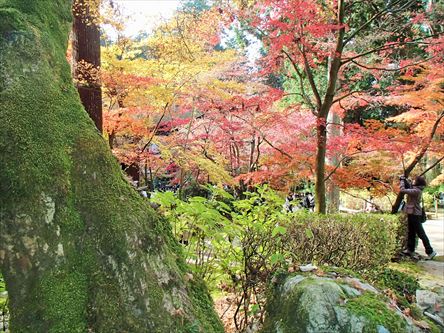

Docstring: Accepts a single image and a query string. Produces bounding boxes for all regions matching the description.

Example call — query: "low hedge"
[283,212,401,271]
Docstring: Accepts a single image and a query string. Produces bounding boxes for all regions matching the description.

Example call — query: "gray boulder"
[261,275,425,333]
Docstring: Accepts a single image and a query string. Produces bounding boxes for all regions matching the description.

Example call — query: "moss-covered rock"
[261,274,426,333]
[0,1,222,332]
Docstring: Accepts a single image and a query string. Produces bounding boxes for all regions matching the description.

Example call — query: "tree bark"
[315,120,328,213]
[0,1,222,332]
[314,0,345,213]
[326,59,342,213]
[72,0,103,133]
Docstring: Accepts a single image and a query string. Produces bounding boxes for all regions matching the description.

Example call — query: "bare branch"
[344,0,414,46]
[349,56,435,72]
[419,155,444,177]
[282,49,317,114]
[332,90,362,104]
[342,34,443,64]
[299,44,323,110]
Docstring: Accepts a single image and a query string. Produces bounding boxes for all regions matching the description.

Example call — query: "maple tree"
[311,60,444,211]
[230,0,443,212]
[101,6,242,189]
[97,0,443,211]
[386,63,444,212]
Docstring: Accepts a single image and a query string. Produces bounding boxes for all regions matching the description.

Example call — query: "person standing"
[400,175,437,260]
[284,193,295,212]
[303,192,315,212]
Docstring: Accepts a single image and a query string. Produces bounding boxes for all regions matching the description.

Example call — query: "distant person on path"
[303,192,315,212]
[399,175,437,260]
[364,196,377,212]
[284,193,296,212]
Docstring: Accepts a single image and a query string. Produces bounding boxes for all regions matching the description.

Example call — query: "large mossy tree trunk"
[0,1,223,332]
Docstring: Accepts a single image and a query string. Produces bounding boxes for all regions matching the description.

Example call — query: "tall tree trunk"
[315,120,328,213]
[0,1,222,332]
[72,0,103,133]
[313,0,345,213]
[326,60,342,213]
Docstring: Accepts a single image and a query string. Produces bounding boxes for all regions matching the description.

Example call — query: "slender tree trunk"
[313,0,345,213]
[315,120,328,213]
[0,1,222,332]
[108,130,116,149]
[326,60,342,213]
[72,0,103,133]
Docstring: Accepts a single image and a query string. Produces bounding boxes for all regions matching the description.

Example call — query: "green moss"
[345,292,407,333]
[0,7,25,32]
[38,269,88,333]
[389,261,423,274]
[424,319,441,333]
[186,279,224,333]
[262,277,345,333]
[0,274,5,293]
[0,298,6,308]
[372,267,419,296]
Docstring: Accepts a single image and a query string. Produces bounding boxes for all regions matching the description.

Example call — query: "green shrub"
[151,188,236,283]
[153,186,404,331]
[283,212,401,271]
[152,185,291,331]
[395,213,408,253]
[422,192,434,210]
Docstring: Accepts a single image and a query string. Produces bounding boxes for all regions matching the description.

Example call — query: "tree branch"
[299,44,323,111]
[341,34,443,64]
[419,155,444,177]
[324,148,381,182]
[262,136,293,160]
[344,0,414,46]
[349,56,435,72]
[282,49,317,114]
[339,189,383,212]
[332,90,362,104]
[404,110,444,175]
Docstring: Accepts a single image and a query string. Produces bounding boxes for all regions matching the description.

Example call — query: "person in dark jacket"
[400,175,436,260]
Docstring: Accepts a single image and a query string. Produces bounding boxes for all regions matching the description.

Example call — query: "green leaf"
[270,253,284,265]
[217,201,232,212]
[272,225,287,237]
[305,228,314,239]
[189,196,207,203]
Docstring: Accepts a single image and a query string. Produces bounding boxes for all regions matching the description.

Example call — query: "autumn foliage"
[96,0,443,208]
